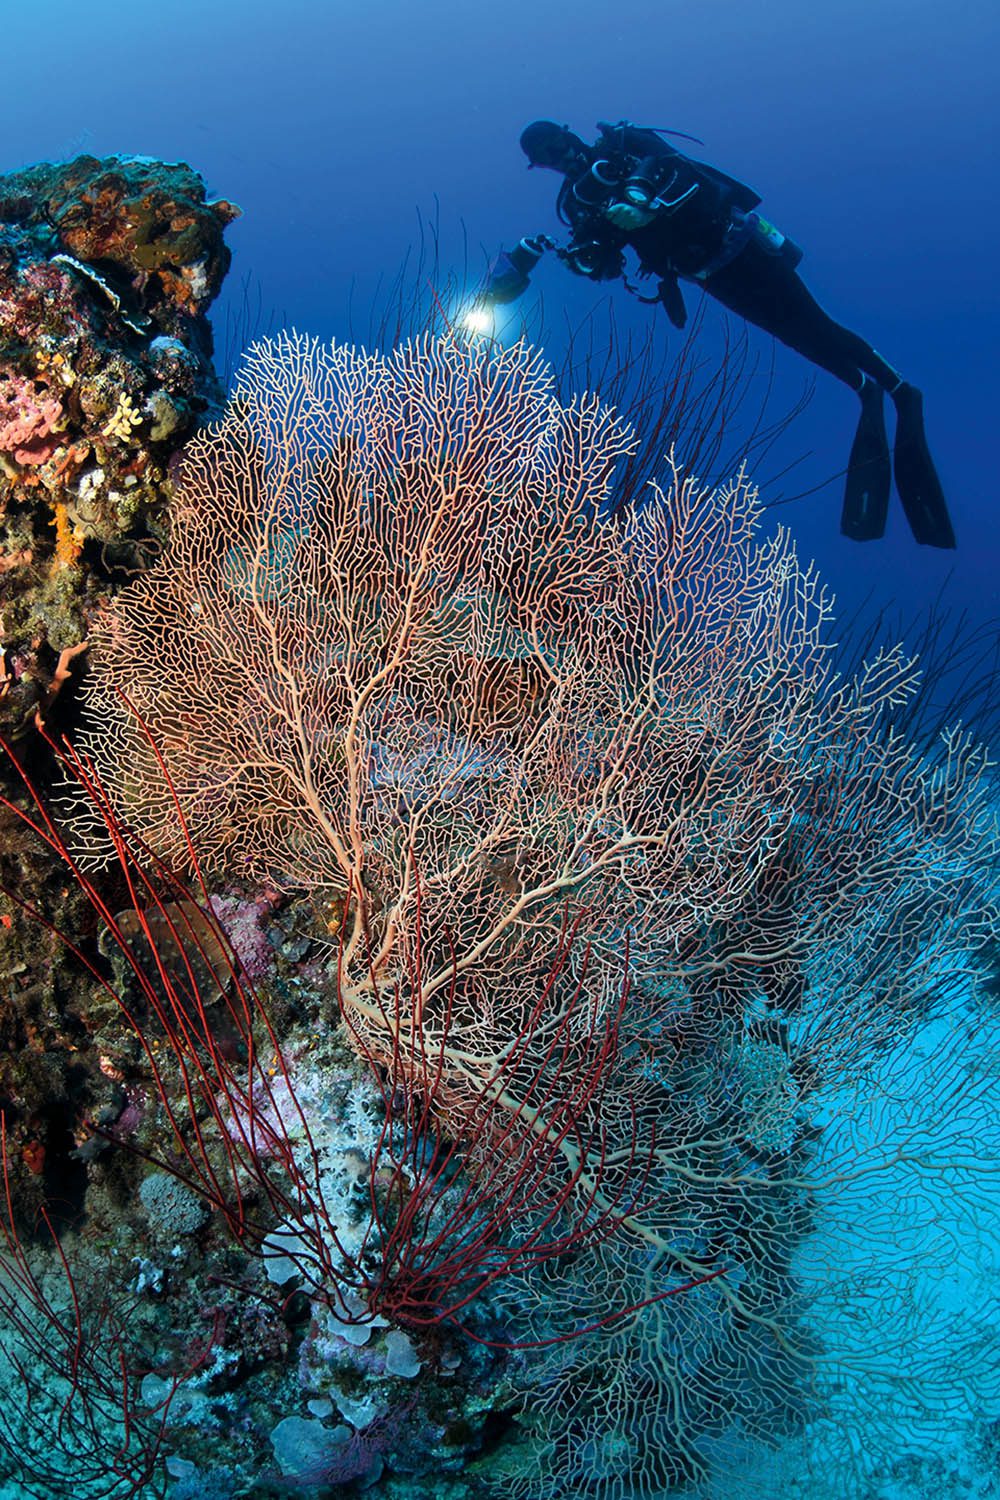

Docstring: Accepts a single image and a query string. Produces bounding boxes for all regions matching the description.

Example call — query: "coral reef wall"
[0,155,238,733]
[0,155,237,1252]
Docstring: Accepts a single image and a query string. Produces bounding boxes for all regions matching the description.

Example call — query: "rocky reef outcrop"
[0,154,238,1253]
[0,154,239,733]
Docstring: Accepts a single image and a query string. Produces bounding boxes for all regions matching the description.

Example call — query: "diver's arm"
[484,222,626,305]
[481,235,554,305]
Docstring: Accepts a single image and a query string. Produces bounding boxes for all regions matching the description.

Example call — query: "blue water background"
[5,0,998,632]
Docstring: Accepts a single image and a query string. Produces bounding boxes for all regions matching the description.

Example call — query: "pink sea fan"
[0,368,64,464]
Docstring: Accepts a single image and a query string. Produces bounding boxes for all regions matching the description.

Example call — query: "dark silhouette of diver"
[481,120,954,548]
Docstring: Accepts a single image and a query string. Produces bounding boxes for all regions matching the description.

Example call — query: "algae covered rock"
[0,152,239,1246]
[0,155,239,737]
[0,154,239,320]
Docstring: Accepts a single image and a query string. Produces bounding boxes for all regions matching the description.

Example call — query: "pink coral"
[0,369,63,465]
[208,892,275,980]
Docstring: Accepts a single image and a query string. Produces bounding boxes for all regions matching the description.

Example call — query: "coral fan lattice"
[72,331,998,1494]
[79,332,991,1083]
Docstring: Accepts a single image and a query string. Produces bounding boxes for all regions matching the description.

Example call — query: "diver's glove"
[657,274,687,329]
[482,235,554,305]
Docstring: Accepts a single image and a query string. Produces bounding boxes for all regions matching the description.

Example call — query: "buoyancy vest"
[561,123,764,279]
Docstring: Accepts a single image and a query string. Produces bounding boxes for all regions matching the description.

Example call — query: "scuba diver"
[481,120,954,548]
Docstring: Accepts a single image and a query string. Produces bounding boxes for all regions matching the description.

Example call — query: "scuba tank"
[747,212,804,268]
[690,209,804,281]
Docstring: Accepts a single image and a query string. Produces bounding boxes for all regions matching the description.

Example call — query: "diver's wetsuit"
[553,123,899,396]
[495,120,955,546]
[701,243,901,394]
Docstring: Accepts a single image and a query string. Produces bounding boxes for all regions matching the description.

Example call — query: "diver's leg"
[704,247,889,388]
[704,251,954,546]
[706,251,892,537]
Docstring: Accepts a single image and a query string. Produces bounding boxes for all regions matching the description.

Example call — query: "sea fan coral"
[65,331,998,1493]
[78,333,994,1092]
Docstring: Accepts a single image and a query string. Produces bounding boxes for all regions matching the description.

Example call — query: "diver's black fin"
[841,379,891,541]
[892,383,956,549]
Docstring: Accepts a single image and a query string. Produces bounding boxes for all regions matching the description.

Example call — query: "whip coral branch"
[0,1111,209,1498]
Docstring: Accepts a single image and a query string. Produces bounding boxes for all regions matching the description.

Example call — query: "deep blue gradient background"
[5,0,998,639]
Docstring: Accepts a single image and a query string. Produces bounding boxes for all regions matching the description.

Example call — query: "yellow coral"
[101,393,143,444]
